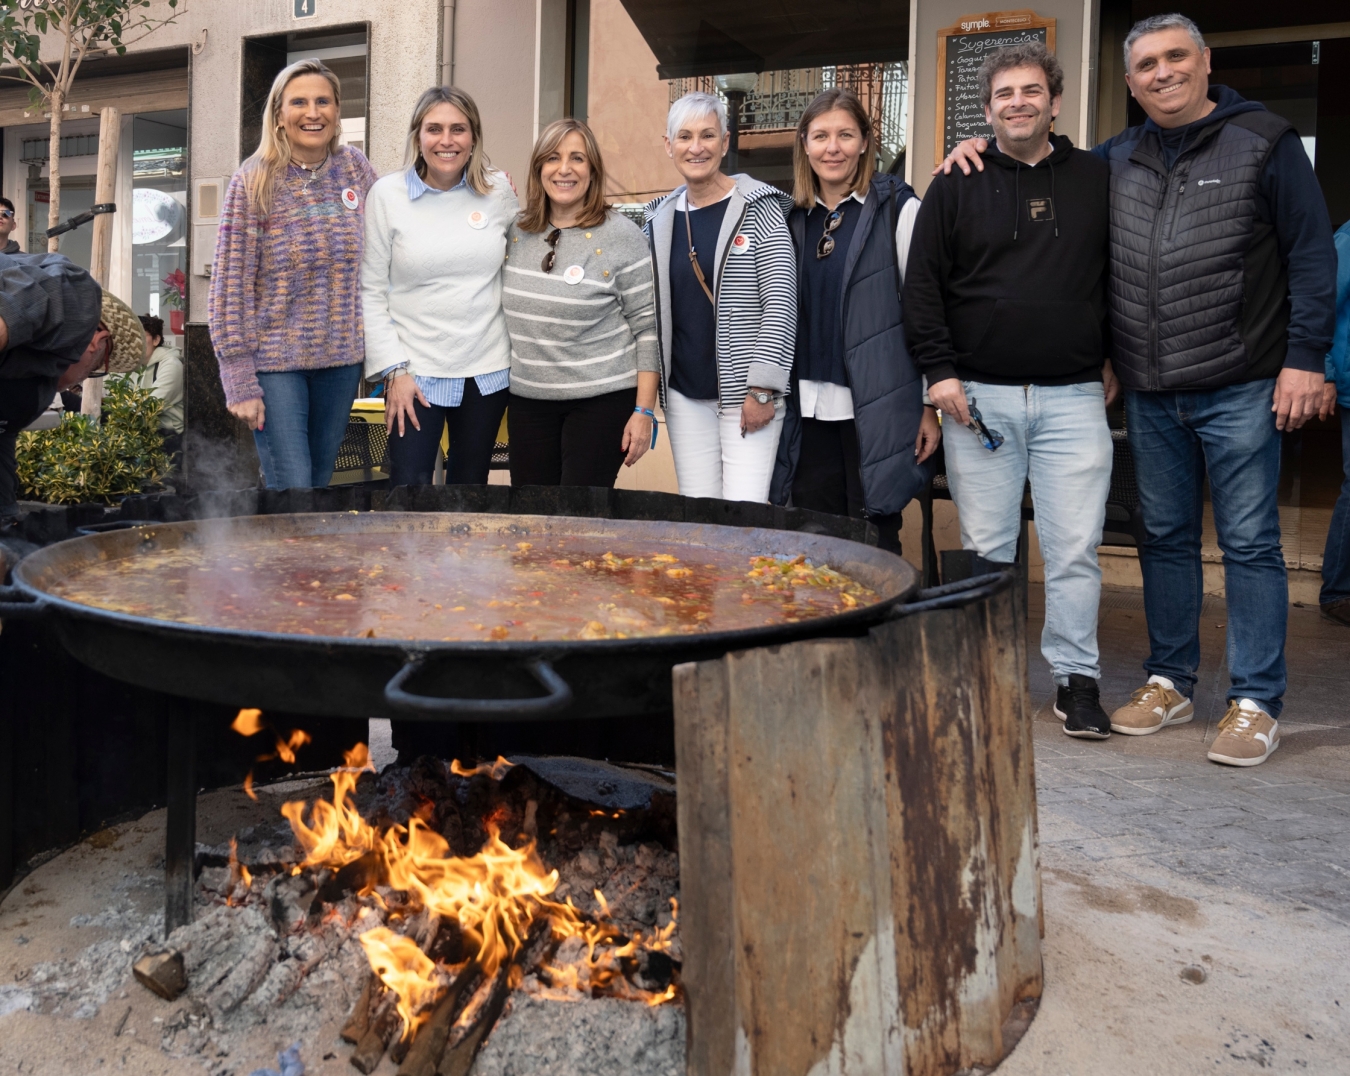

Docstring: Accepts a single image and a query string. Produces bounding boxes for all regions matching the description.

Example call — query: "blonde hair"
[792,89,875,209]
[240,59,343,216]
[518,119,609,233]
[404,86,494,196]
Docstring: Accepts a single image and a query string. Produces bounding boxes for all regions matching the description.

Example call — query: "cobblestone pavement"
[1027,585,1350,924]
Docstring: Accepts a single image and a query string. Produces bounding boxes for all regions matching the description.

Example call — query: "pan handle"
[0,585,45,621]
[887,571,1011,618]
[384,655,574,717]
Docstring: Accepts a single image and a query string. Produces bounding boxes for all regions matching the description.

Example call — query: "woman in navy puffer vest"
[770,88,939,554]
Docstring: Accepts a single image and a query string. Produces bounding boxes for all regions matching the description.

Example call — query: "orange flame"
[359,928,447,1039]
[232,708,264,736]
[242,772,257,801]
[449,755,515,780]
[275,728,312,765]
[232,709,313,768]
[278,743,676,1040]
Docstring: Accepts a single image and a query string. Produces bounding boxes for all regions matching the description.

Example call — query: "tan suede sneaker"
[1109,675,1194,736]
[1207,699,1279,767]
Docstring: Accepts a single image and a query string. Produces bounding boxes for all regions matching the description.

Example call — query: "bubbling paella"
[48,531,880,642]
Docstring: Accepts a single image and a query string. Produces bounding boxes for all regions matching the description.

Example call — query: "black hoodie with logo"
[903,133,1109,386]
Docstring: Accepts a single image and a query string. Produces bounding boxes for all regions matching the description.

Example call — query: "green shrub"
[17,378,172,505]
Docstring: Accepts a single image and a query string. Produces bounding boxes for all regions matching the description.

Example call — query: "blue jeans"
[1321,415,1350,606]
[252,364,362,490]
[1125,379,1286,716]
[944,381,1112,683]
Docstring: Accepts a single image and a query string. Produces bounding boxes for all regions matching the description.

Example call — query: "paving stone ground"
[1026,585,1350,926]
[991,584,1350,1075]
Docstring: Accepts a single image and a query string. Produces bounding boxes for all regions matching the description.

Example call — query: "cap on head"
[101,291,147,374]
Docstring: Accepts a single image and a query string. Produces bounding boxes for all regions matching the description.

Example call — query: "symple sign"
[935,8,1057,164]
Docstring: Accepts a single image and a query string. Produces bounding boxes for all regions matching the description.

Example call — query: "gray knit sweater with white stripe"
[502,210,659,400]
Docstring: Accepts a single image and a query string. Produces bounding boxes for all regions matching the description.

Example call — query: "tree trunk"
[47,88,63,253]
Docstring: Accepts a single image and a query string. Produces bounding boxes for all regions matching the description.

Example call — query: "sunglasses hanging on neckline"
[541,228,562,274]
[816,207,845,259]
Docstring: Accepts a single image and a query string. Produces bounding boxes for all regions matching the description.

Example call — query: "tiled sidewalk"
[1026,585,1350,925]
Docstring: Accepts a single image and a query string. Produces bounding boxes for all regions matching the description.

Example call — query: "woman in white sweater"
[361,86,518,485]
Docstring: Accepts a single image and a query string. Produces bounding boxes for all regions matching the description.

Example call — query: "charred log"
[339,973,374,1045]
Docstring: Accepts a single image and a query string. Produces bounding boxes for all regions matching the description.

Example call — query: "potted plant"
[162,268,187,336]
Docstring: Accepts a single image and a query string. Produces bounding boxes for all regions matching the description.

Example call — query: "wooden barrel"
[674,578,1041,1076]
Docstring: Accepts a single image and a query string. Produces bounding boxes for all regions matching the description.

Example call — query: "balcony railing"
[669,62,908,169]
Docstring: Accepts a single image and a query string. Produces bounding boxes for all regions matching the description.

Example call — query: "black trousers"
[1,375,57,516]
[385,379,509,487]
[507,387,636,488]
[794,416,904,554]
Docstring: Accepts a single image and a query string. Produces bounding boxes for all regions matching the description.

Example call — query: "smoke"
[180,427,261,495]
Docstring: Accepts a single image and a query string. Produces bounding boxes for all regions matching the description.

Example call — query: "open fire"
[129,716,684,1073]
[272,739,678,1068]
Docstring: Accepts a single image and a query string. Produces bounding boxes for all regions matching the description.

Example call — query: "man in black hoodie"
[937,14,1337,768]
[905,42,1116,738]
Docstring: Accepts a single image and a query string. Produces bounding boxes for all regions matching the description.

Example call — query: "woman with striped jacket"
[644,92,798,503]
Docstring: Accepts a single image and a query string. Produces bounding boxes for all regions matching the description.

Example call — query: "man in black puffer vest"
[906,43,1117,739]
[937,14,1337,768]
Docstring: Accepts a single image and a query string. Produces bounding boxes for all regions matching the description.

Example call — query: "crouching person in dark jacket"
[0,252,104,522]
[905,43,1118,738]
[770,88,940,554]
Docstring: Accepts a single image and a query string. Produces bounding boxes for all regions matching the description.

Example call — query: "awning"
[617,0,911,79]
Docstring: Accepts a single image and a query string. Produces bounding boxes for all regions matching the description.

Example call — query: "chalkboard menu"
[935,10,1057,164]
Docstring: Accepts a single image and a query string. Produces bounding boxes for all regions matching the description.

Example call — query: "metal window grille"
[668,63,908,169]
[19,134,99,162]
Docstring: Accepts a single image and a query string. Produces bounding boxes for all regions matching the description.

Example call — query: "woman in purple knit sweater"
[208,59,377,489]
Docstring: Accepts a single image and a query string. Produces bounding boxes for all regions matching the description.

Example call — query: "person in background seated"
[0,197,21,254]
[209,58,377,490]
[770,87,939,553]
[644,92,797,503]
[935,14,1336,767]
[362,86,518,487]
[136,314,184,462]
[905,42,1117,739]
[1321,219,1350,627]
[0,253,103,522]
[502,118,658,487]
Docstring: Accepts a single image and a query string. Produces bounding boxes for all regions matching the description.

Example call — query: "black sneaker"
[1054,675,1111,739]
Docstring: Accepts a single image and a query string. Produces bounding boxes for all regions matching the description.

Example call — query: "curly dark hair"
[978,42,1065,108]
[140,314,165,344]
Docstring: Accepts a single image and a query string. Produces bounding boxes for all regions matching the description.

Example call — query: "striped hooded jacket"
[643,175,797,408]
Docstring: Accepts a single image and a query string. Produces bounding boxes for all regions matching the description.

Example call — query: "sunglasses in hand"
[966,401,1004,452]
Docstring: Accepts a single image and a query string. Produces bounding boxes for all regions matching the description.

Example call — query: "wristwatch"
[747,389,775,405]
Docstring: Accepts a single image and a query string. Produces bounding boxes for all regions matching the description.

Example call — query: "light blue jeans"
[944,380,1112,683]
[252,364,362,490]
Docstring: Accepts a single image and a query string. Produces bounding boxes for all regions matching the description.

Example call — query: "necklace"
[294,153,329,188]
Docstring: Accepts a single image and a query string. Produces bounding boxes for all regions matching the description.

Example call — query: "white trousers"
[664,387,785,503]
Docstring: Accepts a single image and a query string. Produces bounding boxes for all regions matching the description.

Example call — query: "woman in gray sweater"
[502,119,659,487]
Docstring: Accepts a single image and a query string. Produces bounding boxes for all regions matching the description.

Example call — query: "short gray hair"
[1123,13,1206,70]
[666,92,726,144]
[977,42,1064,108]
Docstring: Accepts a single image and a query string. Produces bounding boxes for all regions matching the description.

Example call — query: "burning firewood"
[339,973,374,1045]
[395,961,479,1076]
[349,991,399,1074]
[436,964,510,1076]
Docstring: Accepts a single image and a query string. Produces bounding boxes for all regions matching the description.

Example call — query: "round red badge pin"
[731,233,750,254]
[341,188,360,211]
